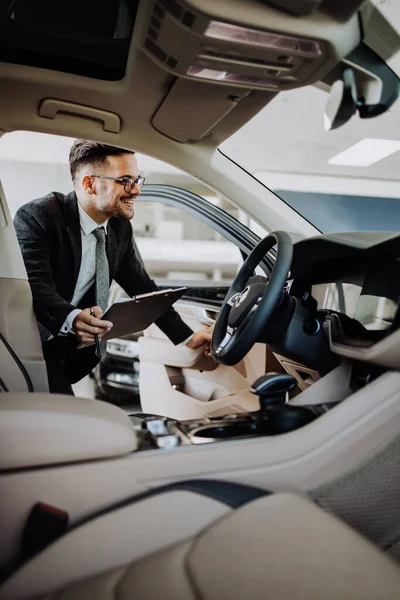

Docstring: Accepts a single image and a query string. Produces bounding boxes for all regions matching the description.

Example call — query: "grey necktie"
[93,227,109,313]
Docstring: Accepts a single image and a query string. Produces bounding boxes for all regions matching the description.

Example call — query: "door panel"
[139,298,265,419]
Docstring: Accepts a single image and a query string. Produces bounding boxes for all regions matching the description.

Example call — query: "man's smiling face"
[92,152,141,221]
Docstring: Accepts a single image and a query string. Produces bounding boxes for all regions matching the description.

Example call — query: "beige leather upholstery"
[138,336,218,371]
[0,182,49,394]
[138,320,266,419]
[0,394,137,469]
[0,279,48,393]
[0,490,232,600]
[2,493,400,600]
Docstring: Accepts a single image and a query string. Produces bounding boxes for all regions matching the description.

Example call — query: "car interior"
[1,0,400,598]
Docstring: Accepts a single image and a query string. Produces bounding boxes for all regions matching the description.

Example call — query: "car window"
[0,130,266,241]
[0,131,266,285]
[221,84,400,233]
[132,200,243,283]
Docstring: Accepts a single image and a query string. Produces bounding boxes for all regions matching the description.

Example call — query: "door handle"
[196,308,218,326]
[39,99,121,133]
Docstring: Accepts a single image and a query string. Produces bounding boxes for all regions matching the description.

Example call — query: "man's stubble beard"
[98,194,134,221]
[118,206,134,220]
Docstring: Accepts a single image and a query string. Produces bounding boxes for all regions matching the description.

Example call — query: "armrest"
[138,337,218,371]
[0,393,137,469]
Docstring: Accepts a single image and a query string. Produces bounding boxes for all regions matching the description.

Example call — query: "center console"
[130,373,320,451]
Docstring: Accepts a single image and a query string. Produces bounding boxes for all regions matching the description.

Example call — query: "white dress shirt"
[60,203,108,335]
[59,203,193,345]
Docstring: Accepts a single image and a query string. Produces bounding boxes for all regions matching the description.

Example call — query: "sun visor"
[152,78,250,142]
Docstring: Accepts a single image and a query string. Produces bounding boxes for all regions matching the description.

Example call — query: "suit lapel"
[62,192,118,291]
[63,191,82,296]
[106,221,117,281]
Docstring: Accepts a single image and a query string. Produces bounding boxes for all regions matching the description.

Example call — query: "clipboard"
[78,286,189,349]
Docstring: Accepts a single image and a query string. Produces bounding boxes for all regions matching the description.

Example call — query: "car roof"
[0,0,380,170]
[0,0,398,237]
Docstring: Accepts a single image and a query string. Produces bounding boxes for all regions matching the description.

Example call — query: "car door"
[114,184,275,419]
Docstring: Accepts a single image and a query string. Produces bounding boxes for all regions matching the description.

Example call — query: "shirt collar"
[77,202,108,236]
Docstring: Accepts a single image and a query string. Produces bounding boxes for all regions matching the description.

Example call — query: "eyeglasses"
[90,174,145,192]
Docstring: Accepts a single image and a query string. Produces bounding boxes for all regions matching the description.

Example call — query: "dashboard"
[312,276,398,333]
[271,231,400,372]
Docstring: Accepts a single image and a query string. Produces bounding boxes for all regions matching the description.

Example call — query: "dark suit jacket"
[14,191,193,382]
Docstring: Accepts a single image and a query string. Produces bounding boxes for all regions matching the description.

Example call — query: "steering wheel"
[211,231,293,366]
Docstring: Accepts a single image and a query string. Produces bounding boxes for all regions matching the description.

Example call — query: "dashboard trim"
[325,316,400,369]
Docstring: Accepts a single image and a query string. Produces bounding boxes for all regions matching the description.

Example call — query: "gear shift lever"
[250,372,316,432]
[250,372,297,412]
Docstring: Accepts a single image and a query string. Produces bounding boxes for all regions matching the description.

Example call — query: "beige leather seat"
[1,481,400,600]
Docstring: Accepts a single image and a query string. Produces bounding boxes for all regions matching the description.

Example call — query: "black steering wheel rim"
[211,231,293,366]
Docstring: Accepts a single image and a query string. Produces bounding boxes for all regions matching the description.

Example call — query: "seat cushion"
[2,493,400,599]
[0,480,266,600]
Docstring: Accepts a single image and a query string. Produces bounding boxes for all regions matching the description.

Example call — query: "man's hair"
[69,140,135,181]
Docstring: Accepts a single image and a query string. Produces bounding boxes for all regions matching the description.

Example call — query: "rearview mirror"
[324,43,400,131]
[324,68,357,131]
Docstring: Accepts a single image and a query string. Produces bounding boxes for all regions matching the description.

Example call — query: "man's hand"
[73,306,113,344]
[186,325,214,356]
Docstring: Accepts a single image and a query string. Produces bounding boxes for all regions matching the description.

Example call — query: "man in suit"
[14,140,212,395]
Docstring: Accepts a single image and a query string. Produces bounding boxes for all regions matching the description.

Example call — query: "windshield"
[221,73,400,234]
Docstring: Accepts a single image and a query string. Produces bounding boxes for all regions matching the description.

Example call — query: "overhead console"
[137,0,362,141]
[139,0,361,92]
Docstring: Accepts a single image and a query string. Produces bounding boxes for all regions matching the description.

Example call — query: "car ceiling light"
[186,66,279,88]
[328,138,400,167]
[204,20,322,56]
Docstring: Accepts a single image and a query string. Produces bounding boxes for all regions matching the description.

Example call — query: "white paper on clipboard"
[78,286,189,349]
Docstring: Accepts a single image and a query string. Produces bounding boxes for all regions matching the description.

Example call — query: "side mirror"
[324,68,357,131]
